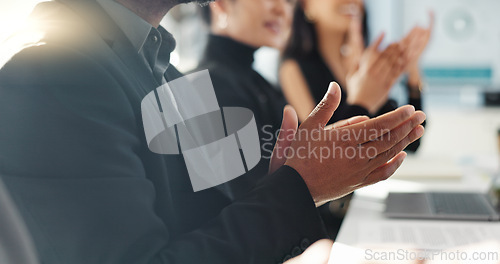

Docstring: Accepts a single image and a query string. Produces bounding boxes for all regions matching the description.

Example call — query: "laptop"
[384,175,500,221]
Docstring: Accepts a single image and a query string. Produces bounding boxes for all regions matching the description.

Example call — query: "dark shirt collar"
[203,34,257,69]
[96,0,176,83]
[95,0,175,53]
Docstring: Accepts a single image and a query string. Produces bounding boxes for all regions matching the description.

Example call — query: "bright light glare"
[0,1,49,66]
[0,30,45,67]
[0,0,47,41]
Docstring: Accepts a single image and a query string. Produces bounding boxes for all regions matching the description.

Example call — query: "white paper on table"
[356,221,500,250]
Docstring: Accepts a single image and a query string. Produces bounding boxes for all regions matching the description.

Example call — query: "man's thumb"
[269,105,298,174]
[302,82,341,128]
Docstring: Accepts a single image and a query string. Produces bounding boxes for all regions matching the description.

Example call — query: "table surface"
[335,106,500,251]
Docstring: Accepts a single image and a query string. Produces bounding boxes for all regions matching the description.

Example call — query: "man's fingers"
[360,152,407,188]
[269,105,298,174]
[366,125,424,170]
[363,112,425,154]
[348,105,417,144]
[326,115,370,130]
[302,82,342,128]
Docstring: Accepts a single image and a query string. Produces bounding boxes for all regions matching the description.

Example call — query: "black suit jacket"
[0,0,327,263]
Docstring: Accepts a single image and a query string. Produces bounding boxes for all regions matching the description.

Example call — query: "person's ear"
[209,1,229,31]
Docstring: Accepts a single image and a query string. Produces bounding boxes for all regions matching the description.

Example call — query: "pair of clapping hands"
[269,82,426,206]
[344,13,434,114]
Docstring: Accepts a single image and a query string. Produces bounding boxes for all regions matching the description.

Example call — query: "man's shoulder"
[0,0,125,94]
[0,43,116,93]
[1,0,114,67]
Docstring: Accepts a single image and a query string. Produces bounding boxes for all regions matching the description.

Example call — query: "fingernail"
[417,126,425,137]
[401,152,408,162]
[402,105,415,115]
[327,82,337,96]
[418,112,427,123]
[283,105,291,113]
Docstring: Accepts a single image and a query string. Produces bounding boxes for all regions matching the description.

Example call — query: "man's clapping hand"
[270,82,426,206]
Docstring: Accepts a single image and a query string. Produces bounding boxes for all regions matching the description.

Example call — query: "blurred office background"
[2,0,500,160]
[164,0,500,116]
[159,0,500,163]
[158,0,500,164]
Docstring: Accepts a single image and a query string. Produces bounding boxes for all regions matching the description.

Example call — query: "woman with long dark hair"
[280,0,432,135]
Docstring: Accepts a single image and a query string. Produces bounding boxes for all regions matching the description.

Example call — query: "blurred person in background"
[279,0,432,236]
[280,0,433,152]
[195,0,296,190]
[195,0,430,238]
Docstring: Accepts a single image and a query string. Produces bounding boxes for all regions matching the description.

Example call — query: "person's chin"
[266,37,283,50]
[262,40,282,50]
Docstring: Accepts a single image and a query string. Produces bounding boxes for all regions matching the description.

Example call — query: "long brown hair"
[282,2,369,60]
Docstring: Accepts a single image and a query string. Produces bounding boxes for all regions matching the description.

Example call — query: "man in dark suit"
[0,0,425,263]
